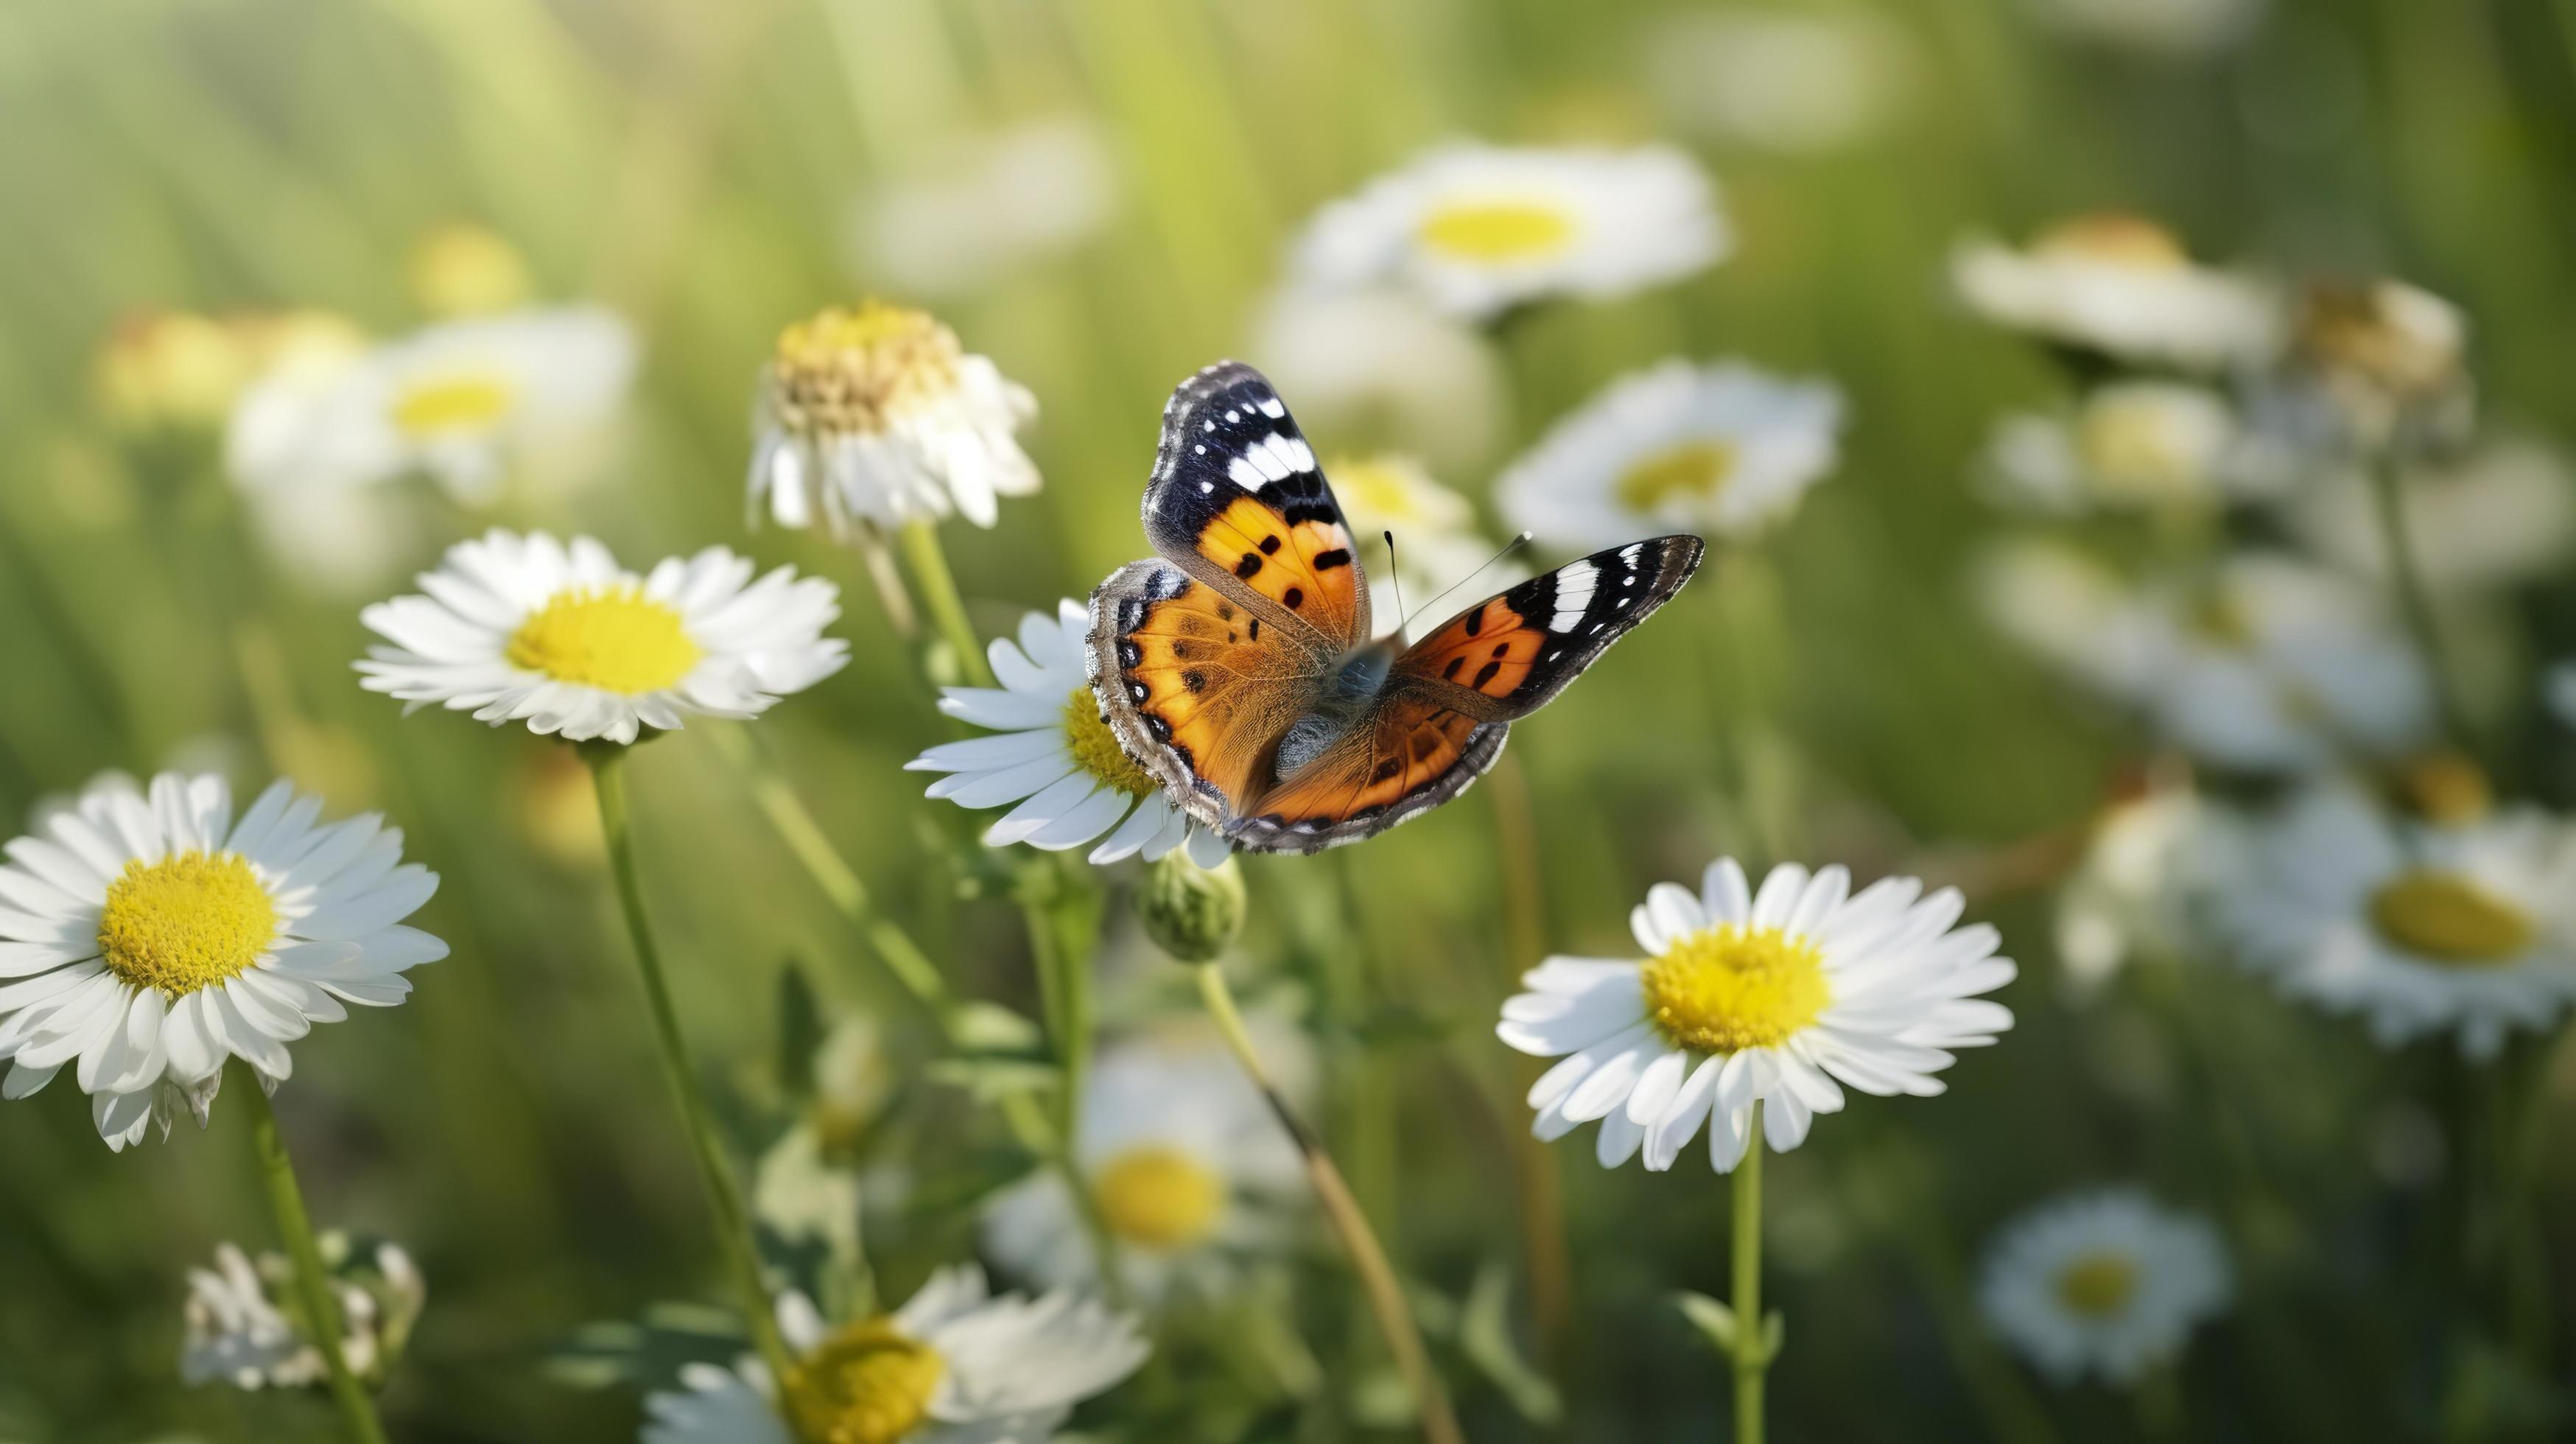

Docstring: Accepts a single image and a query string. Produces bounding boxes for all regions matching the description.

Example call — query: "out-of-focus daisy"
[2216,786,2576,1058]
[1327,455,1525,638]
[1497,859,2015,1172]
[852,117,1119,298]
[639,1269,1147,1444]
[1979,1189,2229,1387]
[2278,278,2471,455]
[0,773,446,1151]
[908,600,1228,867]
[407,223,535,318]
[1952,214,2279,371]
[1249,287,1508,471]
[2024,0,2264,56]
[357,530,847,747]
[2054,775,2247,996]
[225,307,634,504]
[1498,360,1845,550]
[1979,382,2263,514]
[747,301,1039,534]
[1291,142,1729,321]
[182,1236,425,1390]
[1641,9,1909,155]
[2284,436,2574,594]
[983,1028,1305,1303]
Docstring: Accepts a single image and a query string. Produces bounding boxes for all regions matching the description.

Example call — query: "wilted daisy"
[1979,381,2264,514]
[1250,287,1508,471]
[1498,360,1843,550]
[1327,455,1524,637]
[0,773,445,1150]
[355,530,848,746]
[1291,142,1728,321]
[225,306,635,503]
[983,1028,1305,1303]
[747,301,1039,534]
[1952,214,2279,371]
[1498,859,2015,1172]
[182,1237,425,1390]
[2023,0,2264,57]
[2216,785,2576,1058]
[2284,436,2574,594]
[1979,1189,2230,1387]
[1641,9,1909,155]
[908,600,1228,867]
[639,1269,1147,1444]
[852,117,1119,298]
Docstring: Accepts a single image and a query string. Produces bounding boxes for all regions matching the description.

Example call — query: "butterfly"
[1085,361,1705,855]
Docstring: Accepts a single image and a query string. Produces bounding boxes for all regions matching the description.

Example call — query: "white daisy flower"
[182,1237,425,1391]
[1979,1189,2230,1387]
[2023,0,2265,57]
[906,601,1229,868]
[639,1269,1147,1444]
[852,117,1119,299]
[1497,859,2015,1173]
[1249,287,1509,472]
[2215,785,2576,1059]
[1952,214,2280,371]
[0,773,446,1151]
[356,530,849,747]
[2054,778,2249,997]
[747,301,1039,534]
[1291,142,1729,321]
[2284,436,2576,595]
[983,1027,1305,1304]
[1642,9,1910,155]
[1498,360,1845,550]
[225,306,635,505]
[1326,455,1526,639]
[1979,381,2269,514]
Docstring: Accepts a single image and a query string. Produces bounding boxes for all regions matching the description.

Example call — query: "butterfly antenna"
[1403,530,1534,635]
[1382,531,1406,628]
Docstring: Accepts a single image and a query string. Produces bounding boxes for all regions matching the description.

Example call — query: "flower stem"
[584,748,801,1395]
[1192,961,1464,1444]
[897,519,994,689]
[236,1064,389,1444]
[1733,1100,1769,1444]
[1484,753,1574,1370]
[2370,457,2475,753]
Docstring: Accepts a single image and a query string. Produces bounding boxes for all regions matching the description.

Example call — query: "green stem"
[1484,754,1573,1371]
[1733,1102,1768,1444]
[238,1065,389,1444]
[1193,962,1464,1444]
[584,749,801,1395]
[897,519,994,689]
[2370,458,2476,754]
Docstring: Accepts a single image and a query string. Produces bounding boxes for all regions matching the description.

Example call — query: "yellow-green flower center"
[1063,687,1157,798]
[2033,213,2188,270]
[1638,923,1831,1054]
[2368,869,2535,967]
[769,301,962,438]
[1615,440,1737,514]
[1417,199,1577,264]
[390,371,517,438]
[2053,1251,2140,1319]
[95,851,277,996]
[1095,1143,1226,1249]
[2077,397,2201,500]
[782,1318,944,1444]
[505,585,703,694]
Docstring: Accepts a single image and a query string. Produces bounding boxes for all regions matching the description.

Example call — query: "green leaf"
[775,961,823,1099]
[1675,1290,1739,1353]
[1459,1264,1564,1424]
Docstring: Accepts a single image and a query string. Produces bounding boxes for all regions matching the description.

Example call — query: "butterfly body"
[1087,362,1703,855]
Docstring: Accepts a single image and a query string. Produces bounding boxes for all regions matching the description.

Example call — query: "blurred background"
[6,0,2576,1440]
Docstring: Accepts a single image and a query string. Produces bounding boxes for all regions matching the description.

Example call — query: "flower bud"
[1135,851,1246,963]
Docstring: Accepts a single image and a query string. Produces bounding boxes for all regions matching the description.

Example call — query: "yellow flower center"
[1095,1144,1226,1249]
[1615,440,1738,514]
[505,586,703,694]
[769,301,962,438]
[1063,687,1157,798]
[2033,212,2189,270]
[2077,397,2200,500]
[2053,1251,2140,1319]
[1417,199,1578,264]
[2368,869,2535,967]
[1638,923,1831,1054]
[782,1318,944,1444]
[95,852,278,996]
[390,371,518,438]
